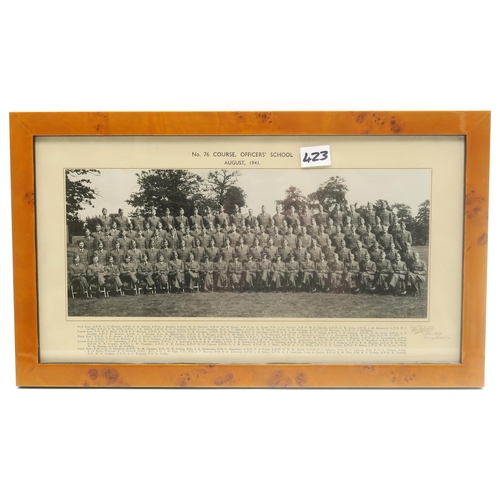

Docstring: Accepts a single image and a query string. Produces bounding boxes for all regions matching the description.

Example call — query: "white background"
[1,2,498,499]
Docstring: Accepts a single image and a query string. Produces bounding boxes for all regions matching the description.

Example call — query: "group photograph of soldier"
[66,168,430,318]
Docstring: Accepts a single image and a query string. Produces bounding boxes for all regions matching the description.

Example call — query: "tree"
[205,170,242,207]
[65,169,100,236]
[308,176,348,210]
[276,186,309,214]
[391,203,413,229]
[414,200,430,245]
[126,170,207,218]
[223,185,246,213]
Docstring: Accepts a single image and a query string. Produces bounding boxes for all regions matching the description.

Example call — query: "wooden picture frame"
[10,111,490,387]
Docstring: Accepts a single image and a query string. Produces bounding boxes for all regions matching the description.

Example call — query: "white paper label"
[300,145,331,168]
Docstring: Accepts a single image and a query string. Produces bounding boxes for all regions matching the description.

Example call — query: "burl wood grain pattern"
[10,111,490,388]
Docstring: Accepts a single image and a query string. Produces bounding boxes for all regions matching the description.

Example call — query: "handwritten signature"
[410,325,435,335]
[410,325,448,340]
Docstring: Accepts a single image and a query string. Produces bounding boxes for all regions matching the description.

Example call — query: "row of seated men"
[69,247,427,298]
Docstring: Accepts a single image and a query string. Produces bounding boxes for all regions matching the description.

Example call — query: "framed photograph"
[10,111,490,387]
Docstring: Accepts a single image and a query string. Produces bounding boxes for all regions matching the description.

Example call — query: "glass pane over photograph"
[35,135,464,365]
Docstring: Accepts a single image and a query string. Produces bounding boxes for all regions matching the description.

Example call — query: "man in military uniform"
[271,254,286,292]
[329,253,344,293]
[200,254,214,292]
[390,252,408,295]
[228,255,243,291]
[300,252,316,292]
[68,254,90,298]
[162,208,175,230]
[87,254,107,297]
[244,253,258,291]
[378,225,394,251]
[100,208,113,231]
[273,205,285,228]
[190,207,204,229]
[175,208,189,230]
[315,253,330,292]
[115,208,130,230]
[360,253,377,292]
[343,253,360,293]
[407,252,427,296]
[184,253,200,292]
[258,253,272,289]
[257,205,272,229]
[285,254,300,291]
[377,250,393,291]
[105,255,123,296]
[154,253,170,293]
[169,251,185,293]
[120,254,139,290]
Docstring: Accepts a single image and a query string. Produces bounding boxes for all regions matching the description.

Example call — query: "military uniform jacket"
[201,260,214,274]
[330,233,345,250]
[286,261,300,275]
[100,214,113,230]
[132,216,146,231]
[353,248,369,263]
[273,213,285,227]
[330,260,344,276]
[377,259,393,274]
[378,233,394,250]
[300,260,316,273]
[360,260,376,275]
[175,215,189,229]
[185,260,200,274]
[228,261,243,275]
[308,246,322,262]
[190,215,204,228]
[294,247,308,263]
[245,260,258,274]
[169,259,184,274]
[146,248,160,264]
[154,261,169,275]
[120,262,137,275]
[221,246,235,262]
[316,260,329,275]
[105,264,121,278]
[205,246,219,262]
[69,263,87,279]
[162,215,174,228]
[344,260,360,275]
[410,260,427,275]
[272,261,286,274]
[257,212,272,228]
[392,261,407,276]
[337,248,352,263]
[115,215,130,229]
[88,263,106,278]
[258,259,272,272]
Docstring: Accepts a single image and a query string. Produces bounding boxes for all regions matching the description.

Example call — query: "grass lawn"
[68,246,428,319]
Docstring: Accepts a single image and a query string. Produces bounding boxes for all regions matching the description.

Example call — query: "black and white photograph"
[66,167,430,319]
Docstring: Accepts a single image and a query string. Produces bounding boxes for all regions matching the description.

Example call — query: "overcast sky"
[79,168,431,218]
